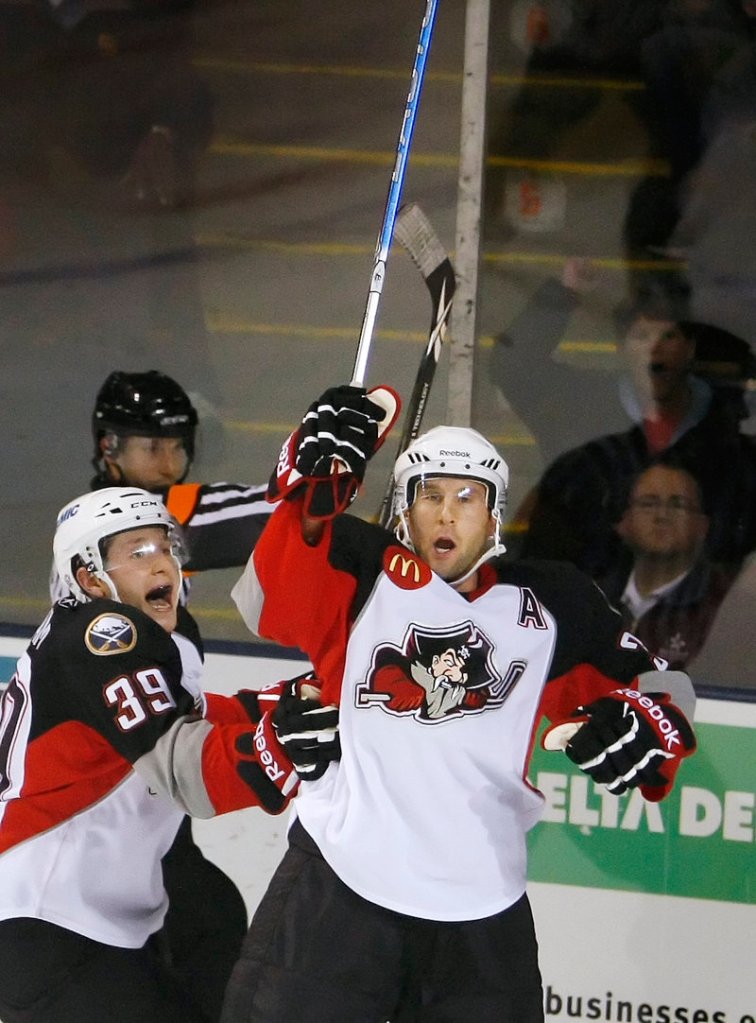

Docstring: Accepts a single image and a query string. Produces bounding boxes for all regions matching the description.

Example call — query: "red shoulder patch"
[383,545,432,590]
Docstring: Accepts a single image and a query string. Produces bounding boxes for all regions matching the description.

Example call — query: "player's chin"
[142,597,179,632]
[431,555,468,582]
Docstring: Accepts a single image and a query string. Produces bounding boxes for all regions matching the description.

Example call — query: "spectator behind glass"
[666,0,756,346]
[519,292,756,579]
[485,0,664,233]
[490,268,696,467]
[0,0,221,512]
[597,459,735,672]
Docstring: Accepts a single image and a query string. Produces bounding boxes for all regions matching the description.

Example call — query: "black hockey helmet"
[92,370,199,463]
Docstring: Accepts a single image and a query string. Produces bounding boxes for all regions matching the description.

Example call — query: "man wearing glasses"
[596,457,734,671]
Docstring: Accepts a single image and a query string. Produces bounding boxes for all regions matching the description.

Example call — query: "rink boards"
[1,635,753,1022]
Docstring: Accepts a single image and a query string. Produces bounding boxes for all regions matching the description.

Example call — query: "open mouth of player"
[433,537,455,556]
[146,584,173,610]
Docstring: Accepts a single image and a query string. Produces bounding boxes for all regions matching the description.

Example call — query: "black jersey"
[0,597,295,946]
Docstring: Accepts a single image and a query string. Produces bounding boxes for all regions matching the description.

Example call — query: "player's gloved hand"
[234,712,299,813]
[542,687,696,802]
[272,673,340,780]
[268,384,400,518]
[232,680,288,724]
[297,385,384,478]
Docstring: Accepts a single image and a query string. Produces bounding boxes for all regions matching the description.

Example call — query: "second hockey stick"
[350,0,440,388]
[377,203,456,528]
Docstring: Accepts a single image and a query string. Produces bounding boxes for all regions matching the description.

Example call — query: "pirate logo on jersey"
[356,620,524,722]
[85,613,138,655]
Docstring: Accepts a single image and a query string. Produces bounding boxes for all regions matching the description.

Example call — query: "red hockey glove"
[268,385,400,518]
[205,681,287,726]
[233,680,288,723]
[543,688,696,801]
[234,711,299,813]
[272,673,340,781]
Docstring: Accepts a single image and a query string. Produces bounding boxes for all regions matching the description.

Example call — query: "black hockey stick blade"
[377,204,456,528]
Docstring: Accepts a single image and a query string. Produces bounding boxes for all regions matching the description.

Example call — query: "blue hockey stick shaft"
[350,0,441,387]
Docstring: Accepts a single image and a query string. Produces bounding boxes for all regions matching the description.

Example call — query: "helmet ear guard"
[392,426,509,561]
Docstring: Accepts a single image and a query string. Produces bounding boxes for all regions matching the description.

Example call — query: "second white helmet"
[53,488,179,602]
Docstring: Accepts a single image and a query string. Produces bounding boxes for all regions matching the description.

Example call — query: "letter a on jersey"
[518,587,547,630]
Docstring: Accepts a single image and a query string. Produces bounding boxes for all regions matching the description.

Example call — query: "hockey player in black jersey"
[225,385,697,1023]
[48,369,276,1019]
[0,487,338,1023]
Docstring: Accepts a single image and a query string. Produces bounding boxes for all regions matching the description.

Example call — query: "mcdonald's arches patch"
[383,546,432,590]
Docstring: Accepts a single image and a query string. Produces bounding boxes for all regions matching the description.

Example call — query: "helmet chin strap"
[448,516,506,589]
[394,511,507,589]
[394,510,412,549]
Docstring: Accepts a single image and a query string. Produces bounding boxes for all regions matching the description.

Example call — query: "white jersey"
[233,502,666,922]
[0,766,182,948]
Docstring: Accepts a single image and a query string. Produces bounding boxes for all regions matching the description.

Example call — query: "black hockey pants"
[221,819,544,1023]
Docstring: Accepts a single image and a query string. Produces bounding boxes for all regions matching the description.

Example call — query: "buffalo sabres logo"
[85,613,137,655]
[356,621,525,722]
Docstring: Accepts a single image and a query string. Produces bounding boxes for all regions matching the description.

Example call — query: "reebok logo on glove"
[234,712,297,814]
[610,688,683,752]
[254,715,287,784]
[275,434,295,481]
[543,685,696,802]
[273,431,303,489]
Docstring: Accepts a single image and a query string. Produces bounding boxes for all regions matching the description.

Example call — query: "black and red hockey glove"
[268,384,400,518]
[233,681,287,724]
[204,680,288,727]
[234,712,299,813]
[543,688,696,802]
[272,673,340,781]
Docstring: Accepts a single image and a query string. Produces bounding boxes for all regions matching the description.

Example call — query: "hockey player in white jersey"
[0,487,338,1023]
[226,385,697,1023]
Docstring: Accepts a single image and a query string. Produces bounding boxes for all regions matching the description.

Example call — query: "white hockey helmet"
[392,426,509,554]
[53,488,179,603]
